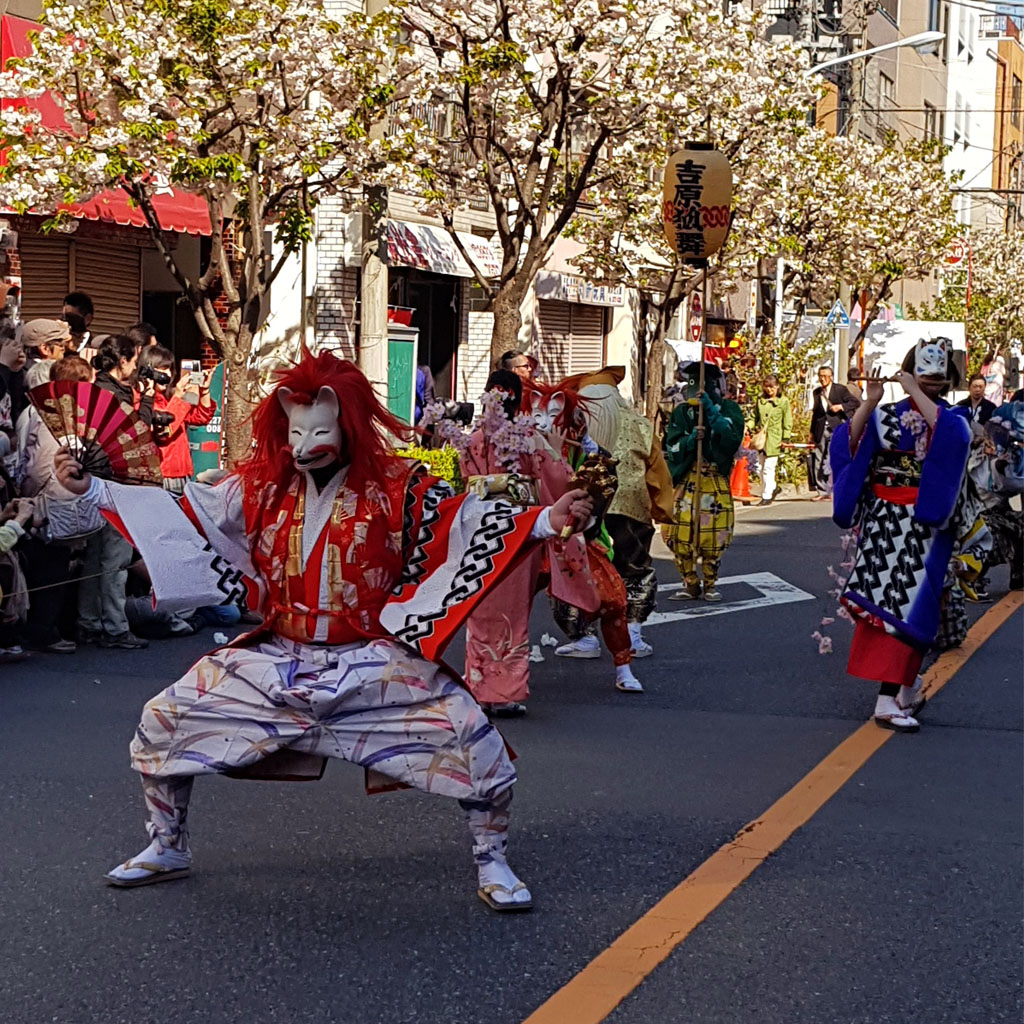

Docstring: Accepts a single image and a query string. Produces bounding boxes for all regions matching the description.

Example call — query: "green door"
[387,334,417,424]
[186,361,224,476]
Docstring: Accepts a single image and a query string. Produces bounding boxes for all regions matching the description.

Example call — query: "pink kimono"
[462,435,596,704]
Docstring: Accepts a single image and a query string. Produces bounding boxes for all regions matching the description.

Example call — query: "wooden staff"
[690,267,709,560]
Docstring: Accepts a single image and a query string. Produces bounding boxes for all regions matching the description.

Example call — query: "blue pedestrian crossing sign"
[826,299,850,327]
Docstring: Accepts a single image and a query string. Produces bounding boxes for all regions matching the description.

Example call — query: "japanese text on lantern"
[662,148,733,262]
[664,158,707,257]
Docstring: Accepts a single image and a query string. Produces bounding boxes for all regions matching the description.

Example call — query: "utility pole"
[836,0,871,383]
[359,0,390,402]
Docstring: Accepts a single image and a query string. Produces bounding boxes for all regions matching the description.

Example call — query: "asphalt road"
[1,497,1020,1024]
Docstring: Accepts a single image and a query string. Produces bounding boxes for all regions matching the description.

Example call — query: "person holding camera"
[92,334,154,427]
[137,346,216,495]
[77,335,153,649]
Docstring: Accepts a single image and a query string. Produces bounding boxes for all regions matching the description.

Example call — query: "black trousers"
[809,431,832,492]
[19,536,75,647]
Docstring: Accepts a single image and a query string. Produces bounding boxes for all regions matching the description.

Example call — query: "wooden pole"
[689,266,708,579]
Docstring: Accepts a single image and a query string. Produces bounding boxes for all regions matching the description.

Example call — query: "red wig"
[237,349,412,499]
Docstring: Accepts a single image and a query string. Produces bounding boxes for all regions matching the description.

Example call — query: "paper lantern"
[662,145,733,263]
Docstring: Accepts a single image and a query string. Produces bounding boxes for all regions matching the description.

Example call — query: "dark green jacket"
[664,395,745,483]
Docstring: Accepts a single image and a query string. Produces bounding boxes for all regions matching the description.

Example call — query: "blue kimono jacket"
[830,399,972,649]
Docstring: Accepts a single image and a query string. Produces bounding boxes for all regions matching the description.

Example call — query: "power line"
[941,0,1024,9]
[881,108,1023,113]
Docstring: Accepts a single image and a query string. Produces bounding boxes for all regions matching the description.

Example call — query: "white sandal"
[873,695,919,732]
[105,838,191,888]
[478,881,533,912]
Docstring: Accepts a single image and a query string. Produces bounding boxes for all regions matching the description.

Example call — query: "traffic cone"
[731,436,755,505]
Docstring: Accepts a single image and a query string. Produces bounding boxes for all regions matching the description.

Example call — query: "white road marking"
[645,571,814,625]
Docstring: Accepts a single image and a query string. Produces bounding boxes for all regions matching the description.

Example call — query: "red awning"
[1,14,212,237]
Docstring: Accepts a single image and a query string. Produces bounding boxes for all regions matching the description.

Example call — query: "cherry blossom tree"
[566,52,820,415]
[909,227,1024,375]
[0,0,403,461]
[384,0,816,366]
[575,122,959,411]
[838,138,958,350]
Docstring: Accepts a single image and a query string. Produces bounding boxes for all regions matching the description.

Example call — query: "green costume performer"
[662,362,745,600]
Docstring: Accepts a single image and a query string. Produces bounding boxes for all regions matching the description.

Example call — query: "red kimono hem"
[847,620,924,686]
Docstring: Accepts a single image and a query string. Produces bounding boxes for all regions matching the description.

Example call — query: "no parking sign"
[689,292,703,343]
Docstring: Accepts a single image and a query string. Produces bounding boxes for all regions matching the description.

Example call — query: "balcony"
[980,14,1020,40]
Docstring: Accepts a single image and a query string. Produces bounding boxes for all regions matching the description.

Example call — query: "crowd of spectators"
[0,292,238,663]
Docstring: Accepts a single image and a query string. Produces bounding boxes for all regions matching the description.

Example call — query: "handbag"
[36,493,104,542]
[750,427,767,451]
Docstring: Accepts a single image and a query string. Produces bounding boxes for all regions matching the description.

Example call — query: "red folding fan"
[28,380,164,485]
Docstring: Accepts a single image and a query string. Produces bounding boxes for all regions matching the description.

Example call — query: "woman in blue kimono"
[831,338,987,732]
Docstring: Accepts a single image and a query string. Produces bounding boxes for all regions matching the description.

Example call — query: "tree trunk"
[222,327,255,467]
[644,330,668,421]
[489,286,526,365]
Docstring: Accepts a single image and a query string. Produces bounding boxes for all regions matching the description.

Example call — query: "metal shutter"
[18,235,71,322]
[567,304,606,374]
[73,242,142,335]
[535,299,606,381]
[536,299,572,380]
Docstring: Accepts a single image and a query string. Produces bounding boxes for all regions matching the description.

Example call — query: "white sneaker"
[628,623,653,658]
[554,635,601,659]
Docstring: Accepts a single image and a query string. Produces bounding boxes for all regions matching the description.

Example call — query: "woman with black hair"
[91,334,154,426]
[137,345,215,494]
[79,334,152,649]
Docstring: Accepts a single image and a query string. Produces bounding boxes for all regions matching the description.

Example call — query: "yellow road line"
[522,590,1023,1024]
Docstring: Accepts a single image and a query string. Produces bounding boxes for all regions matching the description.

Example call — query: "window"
[953,92,963,145]
[879,72,895,112]
[928,0,940,32]
[964,102,971,147]
[1013,76,1022,128]
[924,102,944,141]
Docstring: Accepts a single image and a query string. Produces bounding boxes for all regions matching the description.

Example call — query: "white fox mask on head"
[278,385,343,471]
[914,337,950,378]
[531,391,565,434]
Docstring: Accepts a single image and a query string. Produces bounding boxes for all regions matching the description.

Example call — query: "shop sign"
[535,270,625,306]
[386,219,502,279]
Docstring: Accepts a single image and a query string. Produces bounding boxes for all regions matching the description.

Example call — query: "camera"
[139,364,172,388]
[151,410,175,430]
[439,400,474,426]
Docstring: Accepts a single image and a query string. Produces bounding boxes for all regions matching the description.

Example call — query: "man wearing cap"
[21,319,72,388]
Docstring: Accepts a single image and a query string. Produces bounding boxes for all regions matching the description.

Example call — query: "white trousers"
[760,454,779,499]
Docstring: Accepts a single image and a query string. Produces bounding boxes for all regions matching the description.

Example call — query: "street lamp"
[808,31,946,75]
